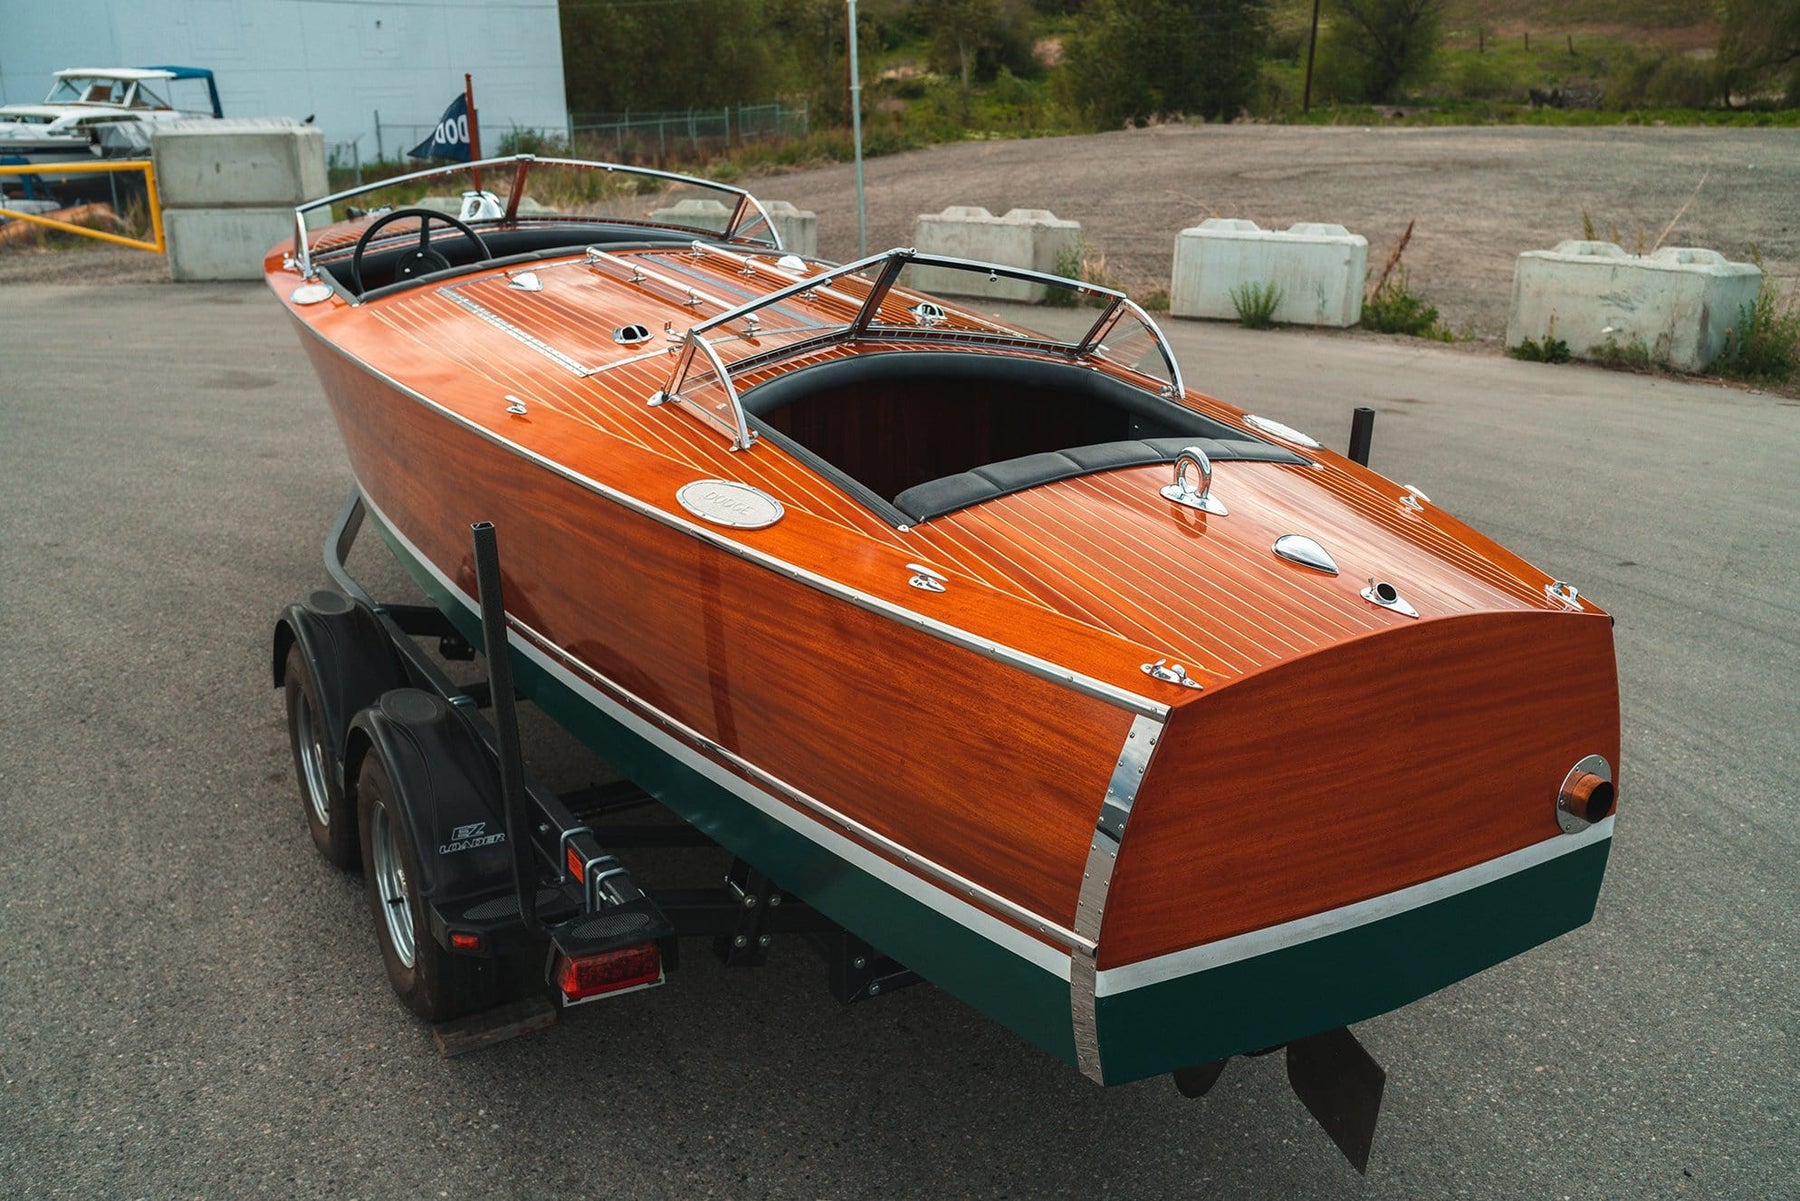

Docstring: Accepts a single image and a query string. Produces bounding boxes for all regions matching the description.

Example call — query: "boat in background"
[0,67,221,174]
[265,155,1620,1168]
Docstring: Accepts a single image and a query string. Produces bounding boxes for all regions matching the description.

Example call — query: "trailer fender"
[273,588,408,778]
[345,690,516,906]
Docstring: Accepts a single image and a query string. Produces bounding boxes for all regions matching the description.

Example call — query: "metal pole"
[465,73,482,191]
[1348,407,1375,467]
[847,0,867,257]
[471,521,541,937]
[1303,0,1322,114]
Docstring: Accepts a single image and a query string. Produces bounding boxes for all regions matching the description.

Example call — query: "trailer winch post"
[1348,406,1375,467]
[471,521,542,937]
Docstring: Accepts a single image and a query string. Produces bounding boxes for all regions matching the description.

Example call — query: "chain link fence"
[326,103,808,182]
[568,103,808,164]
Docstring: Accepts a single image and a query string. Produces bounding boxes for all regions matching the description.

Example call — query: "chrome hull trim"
[294,319,1169,721]
[360,491,1084,975]
[1094,817,1617,997]
[1070,713,1166,1082]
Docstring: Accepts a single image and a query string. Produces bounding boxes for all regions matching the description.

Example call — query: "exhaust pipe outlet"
[1557,755,1615,833]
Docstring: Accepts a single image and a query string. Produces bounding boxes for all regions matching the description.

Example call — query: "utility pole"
[1303,0,1322,114]
[847,0,867,258]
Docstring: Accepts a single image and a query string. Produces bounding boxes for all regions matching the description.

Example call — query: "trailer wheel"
[284,644,359,870]
[356,752,492,1022]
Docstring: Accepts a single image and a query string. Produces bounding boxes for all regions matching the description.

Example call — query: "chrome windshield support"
[652,248,1190,453]
[661,332,755,451]
[288,153,781,281]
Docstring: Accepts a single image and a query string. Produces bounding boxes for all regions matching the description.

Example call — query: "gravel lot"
[765,123,1800,339]
[6,124,1797,342]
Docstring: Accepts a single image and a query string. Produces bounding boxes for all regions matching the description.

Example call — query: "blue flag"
[408,93,472,161]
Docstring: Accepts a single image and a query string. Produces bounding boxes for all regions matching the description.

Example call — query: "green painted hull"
[1093,840,1610,1083]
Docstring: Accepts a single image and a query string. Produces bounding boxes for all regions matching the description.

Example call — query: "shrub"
[1716,277,1800,384]
[1230,280,1284,328]
[1511,333,1572,363]
[1589,332,1665,372]
[1361,267,1444,337]
[1041,238,1118,308]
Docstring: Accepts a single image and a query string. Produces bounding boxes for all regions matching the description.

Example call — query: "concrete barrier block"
[649,197,732,233]
[163,206,326,281]
[152,119,326,209]
[1505,240,1762,371]
[761,200,817,258]
[1170,218,1369,327]
[910,206,1083,302]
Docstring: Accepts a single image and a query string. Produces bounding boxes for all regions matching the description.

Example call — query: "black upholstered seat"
[893,436,1304,522]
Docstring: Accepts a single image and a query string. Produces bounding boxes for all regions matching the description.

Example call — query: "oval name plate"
[676,479,784,529]
[291,282,334,306]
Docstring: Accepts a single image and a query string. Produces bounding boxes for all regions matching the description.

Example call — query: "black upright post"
[1348,407,1375,467]
[471,521,540,935]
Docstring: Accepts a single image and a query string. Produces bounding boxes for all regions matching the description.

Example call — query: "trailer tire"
[356,751,493,1022]
[284,644,359,870]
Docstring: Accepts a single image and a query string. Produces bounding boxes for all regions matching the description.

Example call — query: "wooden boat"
[267,156,1618,1098]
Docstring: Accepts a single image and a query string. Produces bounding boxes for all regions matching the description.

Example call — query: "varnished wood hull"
[289,318,1619,1083]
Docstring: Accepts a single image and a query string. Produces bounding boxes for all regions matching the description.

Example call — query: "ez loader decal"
[440,822,506,855]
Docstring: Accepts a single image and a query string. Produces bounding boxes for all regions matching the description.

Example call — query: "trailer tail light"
[552,942,663,1005]
[449,932,483,952]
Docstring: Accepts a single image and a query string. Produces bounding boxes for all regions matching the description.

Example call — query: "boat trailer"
[275,464,1388,1172]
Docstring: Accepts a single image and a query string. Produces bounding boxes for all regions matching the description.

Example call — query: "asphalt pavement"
[1,282,1795,1199]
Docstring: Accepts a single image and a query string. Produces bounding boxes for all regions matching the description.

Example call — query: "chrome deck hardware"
[1140,659,1203,689]
[1360,579,1419,618]
[1244,413,1322,449]
[1545,580,1581,609]
[1161,447,1228,516]
[906,563,947,593]
[1274,534,1339,574]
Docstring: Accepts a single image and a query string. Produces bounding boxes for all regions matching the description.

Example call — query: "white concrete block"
[760,200,817,258]
[1170,218,1368,327]
[152,119,326,209]
[909,206,1082,303]
[649,197,731,233]
[162,206,326,281]
[1505,240,1763,371]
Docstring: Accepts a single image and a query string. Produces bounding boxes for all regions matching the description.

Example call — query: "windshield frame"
[658,246,1186,452]
[288,154,782,281]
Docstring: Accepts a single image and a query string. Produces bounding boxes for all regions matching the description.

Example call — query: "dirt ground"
[763,123,1800,340]
[6,124,1796,340]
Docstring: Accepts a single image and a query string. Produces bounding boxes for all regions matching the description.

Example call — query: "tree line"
[557,0,1800,130]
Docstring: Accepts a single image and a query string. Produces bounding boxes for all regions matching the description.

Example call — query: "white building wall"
[0,0,567,164]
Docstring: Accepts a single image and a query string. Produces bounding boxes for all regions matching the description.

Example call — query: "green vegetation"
[1317,0,1446,104]
[1230,280,1285,328]
[1589,332,1668,373]
[1063,0,1270,127]
[308,0,1800,193]
[1511,319,1573,362]
[1716,274,1800,385]
[1718,0,1800,108]
[1362,268,1450,338]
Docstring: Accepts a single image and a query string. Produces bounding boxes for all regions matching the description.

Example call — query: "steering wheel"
[349,207,492,295]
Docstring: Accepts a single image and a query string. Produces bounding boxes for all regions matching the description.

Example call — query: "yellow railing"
[0,159,164,253]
